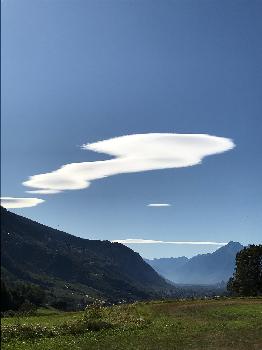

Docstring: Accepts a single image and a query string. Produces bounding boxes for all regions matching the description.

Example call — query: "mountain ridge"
[146,241,244,285]
[1,207,172,308]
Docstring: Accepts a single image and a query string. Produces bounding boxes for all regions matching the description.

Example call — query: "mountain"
[1,207,171,308]
[145,256,189,282]
[146,242,244,285]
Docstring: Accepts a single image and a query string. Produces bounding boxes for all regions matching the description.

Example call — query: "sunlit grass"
[1,298,262,350]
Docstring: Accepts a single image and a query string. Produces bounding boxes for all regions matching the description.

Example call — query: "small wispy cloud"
[23,133,235,194]
[147,203,171,207]
[1,197,45,208]
[112,239,227,245]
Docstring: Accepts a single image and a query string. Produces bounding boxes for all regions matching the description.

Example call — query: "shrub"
[60,319,111,335]
[84,299,106,321]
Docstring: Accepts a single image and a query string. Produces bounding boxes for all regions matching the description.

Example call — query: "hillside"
[1,207,171,307]
[146,241,244,285]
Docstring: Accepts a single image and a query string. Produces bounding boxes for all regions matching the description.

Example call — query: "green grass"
[1,298,262,350]
[1,310,83,327]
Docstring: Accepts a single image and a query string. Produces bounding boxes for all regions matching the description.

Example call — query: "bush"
[84,299,106,320]
[18,301,37,315]
[60,319,111,335]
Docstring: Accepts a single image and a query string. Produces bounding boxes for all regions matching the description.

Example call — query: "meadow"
[1,298,262,350]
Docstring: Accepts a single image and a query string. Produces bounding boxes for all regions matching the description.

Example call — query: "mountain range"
[145,241,244,285]
[1,207,172,308]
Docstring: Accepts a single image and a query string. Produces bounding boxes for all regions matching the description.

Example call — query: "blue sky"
[1,0,262,258]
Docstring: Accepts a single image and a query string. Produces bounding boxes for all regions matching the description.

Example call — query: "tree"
[227,245,262,296]
[1,280,14,311]
[1,280,46,311]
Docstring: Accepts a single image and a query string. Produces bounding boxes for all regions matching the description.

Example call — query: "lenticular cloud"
[112,239,227,245]
[23,133,235,194]
[1,197,45,208]
[147,203,171,207]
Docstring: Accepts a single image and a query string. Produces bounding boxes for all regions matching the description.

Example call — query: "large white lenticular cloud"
[23,133,235,193]
[1,197,45,208]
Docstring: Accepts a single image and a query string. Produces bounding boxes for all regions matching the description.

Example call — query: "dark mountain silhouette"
[146,242,244,285]
[1,207,171,307]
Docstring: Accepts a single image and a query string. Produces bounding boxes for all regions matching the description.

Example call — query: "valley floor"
[1,298,262,350]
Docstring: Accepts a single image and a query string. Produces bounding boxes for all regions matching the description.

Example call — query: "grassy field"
[1,298,262,350]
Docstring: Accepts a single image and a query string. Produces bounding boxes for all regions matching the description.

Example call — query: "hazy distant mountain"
[146,242,244,285]
[145,256,189,282]
[1,207,171,307]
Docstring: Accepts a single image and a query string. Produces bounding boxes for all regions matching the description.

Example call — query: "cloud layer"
[112,239,227,245]
[23,133,235,193]
[1,197,45,208]
[148,203,171,207]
